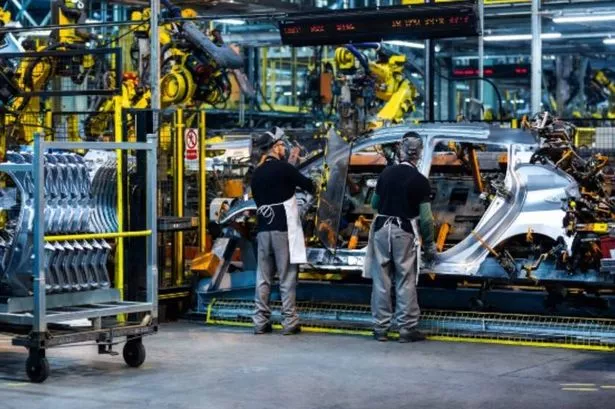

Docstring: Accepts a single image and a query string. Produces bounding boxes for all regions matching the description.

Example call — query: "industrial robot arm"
[333,44,418,134]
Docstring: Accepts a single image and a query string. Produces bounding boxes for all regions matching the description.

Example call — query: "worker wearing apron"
[363,132,437,342]
[251,129,315,335]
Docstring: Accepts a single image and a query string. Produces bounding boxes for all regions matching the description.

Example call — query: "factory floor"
[1,322,615,409]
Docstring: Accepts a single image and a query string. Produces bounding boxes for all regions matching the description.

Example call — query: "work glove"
[310,171,325,194]
[423,242,438,264]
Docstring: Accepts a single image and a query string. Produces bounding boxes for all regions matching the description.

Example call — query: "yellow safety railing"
[44,230,152,242]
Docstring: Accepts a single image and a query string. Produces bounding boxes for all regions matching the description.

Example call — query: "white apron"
[257,195,307,264]
[362,215,421,282]
[283,195,308,264]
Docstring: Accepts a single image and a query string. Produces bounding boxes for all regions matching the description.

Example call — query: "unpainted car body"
[220,123,613,285]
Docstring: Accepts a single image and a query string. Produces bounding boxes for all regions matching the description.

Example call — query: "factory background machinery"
[1,0,615,382]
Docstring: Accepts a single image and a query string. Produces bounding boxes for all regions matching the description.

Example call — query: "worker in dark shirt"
[250,128,315,335]
[363,132,437,343]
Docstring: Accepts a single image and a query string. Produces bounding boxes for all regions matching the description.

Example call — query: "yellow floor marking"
[4,382,29,387]
[204,318,615,352]
[600,386,615,389]
[561,388,598,392]
[560,383,596,387]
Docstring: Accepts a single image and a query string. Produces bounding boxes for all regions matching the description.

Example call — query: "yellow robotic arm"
[369,54,417,126]
[333,44,418,131]
[592,70,615,119]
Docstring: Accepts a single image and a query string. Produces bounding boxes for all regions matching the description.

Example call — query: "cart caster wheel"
[123,339,146,368]
[26,355,50,383]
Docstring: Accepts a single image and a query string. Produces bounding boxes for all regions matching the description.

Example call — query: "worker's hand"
[423,242,438,264]
[288,146,301,166]
[310,171,325,194]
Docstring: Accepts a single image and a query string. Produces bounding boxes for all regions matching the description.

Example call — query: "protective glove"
[423,242,438,264]
[310,171,325,194]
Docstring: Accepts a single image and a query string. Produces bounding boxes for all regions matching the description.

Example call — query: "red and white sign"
[184,128,199,161]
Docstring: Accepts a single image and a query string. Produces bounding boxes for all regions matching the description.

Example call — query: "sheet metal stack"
[0,152,117,297]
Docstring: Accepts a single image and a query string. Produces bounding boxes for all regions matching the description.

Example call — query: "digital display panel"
[279,2,478,46]
[452,64,530,79]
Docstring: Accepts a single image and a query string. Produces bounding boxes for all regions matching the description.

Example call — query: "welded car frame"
[220,123,614,285]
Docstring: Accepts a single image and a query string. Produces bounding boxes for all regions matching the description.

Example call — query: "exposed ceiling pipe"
[484,3,615,17]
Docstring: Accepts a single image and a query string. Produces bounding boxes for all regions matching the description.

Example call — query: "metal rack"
[0,135,158,383]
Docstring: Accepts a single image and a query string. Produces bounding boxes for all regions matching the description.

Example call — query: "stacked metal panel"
[0,152,117,297]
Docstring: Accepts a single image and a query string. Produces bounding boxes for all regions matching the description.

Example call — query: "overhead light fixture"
[553,14,615,24]
[19,30,52,37]
[383,40,425,49]
[214,19,246,25]
[604,38,615,45]
[484,33,562,42]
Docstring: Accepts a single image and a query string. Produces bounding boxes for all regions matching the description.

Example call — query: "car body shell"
[220,123,590,282]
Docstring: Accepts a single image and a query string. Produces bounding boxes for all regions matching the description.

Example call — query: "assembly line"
[0,0,614,407]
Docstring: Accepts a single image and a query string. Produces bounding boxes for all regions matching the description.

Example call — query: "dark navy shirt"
[375,162,430,231]
[251,157,315,232]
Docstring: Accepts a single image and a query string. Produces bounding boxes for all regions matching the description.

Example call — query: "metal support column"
[291,47,298,107]
[199,110,207,253]
[149,0,161,305]
[146,133,159,319]
[114,96,125,309]
[531,0,542,115]
[424,0,435,121]
[261,47,268,105]
[478,0,484,106]
[32,135,46,333]
[150,0,161,123]
[448,61,456,121]
[424,40,435,122]
[247,47,255,112]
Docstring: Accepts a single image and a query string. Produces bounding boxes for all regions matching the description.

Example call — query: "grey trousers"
[370,224,420,332]
[253,231,299,330]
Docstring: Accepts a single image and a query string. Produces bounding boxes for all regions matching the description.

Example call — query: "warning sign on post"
[184,128,199,161]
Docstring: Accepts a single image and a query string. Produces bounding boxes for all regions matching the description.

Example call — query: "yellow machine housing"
[333,45,418,131]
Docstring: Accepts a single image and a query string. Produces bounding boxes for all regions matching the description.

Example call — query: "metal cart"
[0,135,158,383]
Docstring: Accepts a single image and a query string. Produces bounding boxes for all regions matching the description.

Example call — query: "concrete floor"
[1,322,615,409]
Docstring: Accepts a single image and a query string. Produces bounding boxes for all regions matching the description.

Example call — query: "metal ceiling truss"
[3,0,50,27]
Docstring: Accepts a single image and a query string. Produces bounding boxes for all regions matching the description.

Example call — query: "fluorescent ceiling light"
[214,19,246,25]
[19,30,52,37]
[604,38,615,45]
[484,33,562,42]
[383,40,425,49]
[554,14,615,23]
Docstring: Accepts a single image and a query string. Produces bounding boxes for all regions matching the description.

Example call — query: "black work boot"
[373,330,388,342]
[399,328,426,343]
[254,323,273,335]
[282,325,301,336]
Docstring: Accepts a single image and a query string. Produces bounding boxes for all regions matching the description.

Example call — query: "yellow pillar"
[174,108,185,286]
[44,110,53,141]
[271,61,277,109]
